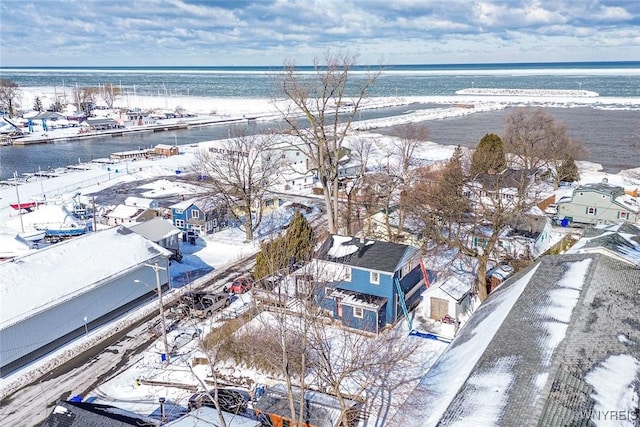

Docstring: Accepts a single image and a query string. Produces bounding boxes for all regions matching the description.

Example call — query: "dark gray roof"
[392,249,640,426]
[478,168,534,191]
[504,213,547,239]
[569,222,640,266]
[42,400,158,426]
[315,235,418,273]
[582,222,640,239]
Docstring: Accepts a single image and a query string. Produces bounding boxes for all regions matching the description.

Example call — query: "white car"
[166,327,202,353]
[544,204,558,215]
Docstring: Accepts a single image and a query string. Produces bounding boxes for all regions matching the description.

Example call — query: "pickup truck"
[191,293,231,318]
[168,291,208,318]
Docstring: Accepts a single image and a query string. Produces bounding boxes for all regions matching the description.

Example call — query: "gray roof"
[569,222,640,266]
[392,250,640,426]
[573,180,625,197]
[478,168,534,191]
[125,217,180,242]
[315,235,419,273]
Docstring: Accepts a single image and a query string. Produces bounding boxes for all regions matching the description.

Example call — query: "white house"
[104,204,159,226]
[264,139,315,191]
[124,196,159,209]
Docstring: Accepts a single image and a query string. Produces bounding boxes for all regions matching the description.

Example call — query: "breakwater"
[455,88,600,97]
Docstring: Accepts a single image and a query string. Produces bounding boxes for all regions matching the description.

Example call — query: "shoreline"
[4,115,260,146]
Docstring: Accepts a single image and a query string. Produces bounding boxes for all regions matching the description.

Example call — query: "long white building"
[0,226,172,377]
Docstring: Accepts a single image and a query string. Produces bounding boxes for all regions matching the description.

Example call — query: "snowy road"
[0,254,256,426]
[0,320,156,426]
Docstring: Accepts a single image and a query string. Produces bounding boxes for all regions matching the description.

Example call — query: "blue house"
[169,197,228,235]
[314,235,427,334]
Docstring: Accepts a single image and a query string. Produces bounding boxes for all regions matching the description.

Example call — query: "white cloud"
[0,0,638,66]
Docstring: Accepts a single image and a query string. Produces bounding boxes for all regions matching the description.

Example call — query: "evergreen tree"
[557,156,580,183]
[49,100,64,113]
[285,212,314,267]
[253,212,314,280]
[254,237,287,281]
[433,145,469,221]
[470,133,506,176]
[33,96,43,112]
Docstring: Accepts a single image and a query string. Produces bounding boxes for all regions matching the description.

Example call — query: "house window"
[353,306,364,319]
[619,211,628,219]
[586,206,597,215]
[344,267,351,282]
[191,210,200,219]
[175,219,185,228]
[265,199,274,207]
[370,271,380,284]
[174,209,184,214]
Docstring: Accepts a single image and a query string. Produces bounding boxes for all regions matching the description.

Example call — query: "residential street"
[0,254,254,426]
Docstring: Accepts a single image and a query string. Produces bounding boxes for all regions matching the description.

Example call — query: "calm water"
[1,62,639,179]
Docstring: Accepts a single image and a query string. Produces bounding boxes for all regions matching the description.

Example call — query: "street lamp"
[135,261,170,365]
[83,316,88,335]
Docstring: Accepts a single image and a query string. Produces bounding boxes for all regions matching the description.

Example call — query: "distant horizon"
[2,60,640,72]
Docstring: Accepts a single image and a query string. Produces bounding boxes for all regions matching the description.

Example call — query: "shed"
[125,217,182,260]
[254,384,361,427]
[155,144,179,157]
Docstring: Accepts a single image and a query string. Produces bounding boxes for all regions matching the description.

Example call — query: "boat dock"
[3,115,258,146]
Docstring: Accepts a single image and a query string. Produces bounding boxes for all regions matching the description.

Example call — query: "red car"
[229,277,254,294]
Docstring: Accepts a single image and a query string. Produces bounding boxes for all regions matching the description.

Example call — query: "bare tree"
[193,129,282,241]
[339,136,374,235]
[100,83,121,109]
[308,321,420,426]
[407,145,540,301]
[544,123,587,188]
[389,123,429,234]
[275,51,382,234]
[503,107,583,174]
[0,78,19,117]
[73,86,99,115]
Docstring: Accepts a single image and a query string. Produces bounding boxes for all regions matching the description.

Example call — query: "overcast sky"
[1,0,639,67]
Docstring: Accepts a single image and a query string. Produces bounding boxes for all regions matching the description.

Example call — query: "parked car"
[168,291,207,318]
[544,203,558,215]
[165,327,202,353]
[191,292,231,318]
[229,277,254,294]
[188,388,250,414]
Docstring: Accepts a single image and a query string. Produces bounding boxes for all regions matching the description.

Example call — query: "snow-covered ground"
[2,88,640,425]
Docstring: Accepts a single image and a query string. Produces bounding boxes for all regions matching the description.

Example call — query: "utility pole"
[13,171,24,233]
[140,262,171,365]
[92,197,97,232]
